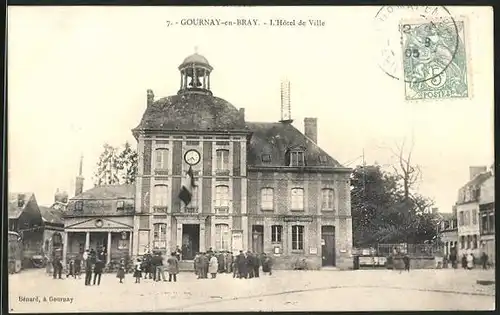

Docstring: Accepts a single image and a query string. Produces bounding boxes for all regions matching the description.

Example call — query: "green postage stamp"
[401,18,469,101]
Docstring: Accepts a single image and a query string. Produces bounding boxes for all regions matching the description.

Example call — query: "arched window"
[216,149,230,171]
[321,188,334,210]
[215,185,229,207]
[215,224,230,250]
[153,223,167,249]
[154,185,168,207]
[155,148,170,170]
[291,188,304,211]
[260,188,274,210]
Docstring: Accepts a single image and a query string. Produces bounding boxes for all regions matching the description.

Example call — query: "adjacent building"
[437,207,458,258]
[455,166,493,258]
[479,166,495,265]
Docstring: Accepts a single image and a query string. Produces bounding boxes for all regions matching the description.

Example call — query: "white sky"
[8,6,494,211]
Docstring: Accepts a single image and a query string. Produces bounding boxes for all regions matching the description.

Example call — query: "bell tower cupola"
[178,47,213,96]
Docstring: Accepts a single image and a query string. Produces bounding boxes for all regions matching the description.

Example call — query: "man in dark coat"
[236,250,247,279]
[246,251,254,279]
[93,256,104,285]
[84,250,94,286]
[252,253,260,278]
[52,256,63,279]
[201,252,209,279]
[194,253,202,278]
[217,251,225,273]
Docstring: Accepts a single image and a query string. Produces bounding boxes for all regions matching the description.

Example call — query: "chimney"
[304,117,318,144]
[17,194,25,208]
[147,89,154,107]
[75,155,84,197]
[469,166,487,180]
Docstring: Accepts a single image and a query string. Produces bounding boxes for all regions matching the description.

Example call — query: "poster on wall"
[231,231,243,254]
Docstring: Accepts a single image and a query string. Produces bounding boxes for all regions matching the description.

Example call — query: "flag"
[179,166,196,206]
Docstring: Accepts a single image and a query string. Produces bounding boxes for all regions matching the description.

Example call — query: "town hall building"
[64,52,354,270]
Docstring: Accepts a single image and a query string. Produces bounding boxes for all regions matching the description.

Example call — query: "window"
[215,185,229,207]
[466,235,471,249]
[261,154,272,163]
[215,224,230,250]
[473,235,478,249]
[216,149,229,171]
[321,188,334,210]
[117,200,124,211]
[472,209,477,225]
[153,223,167,248]
[488,213,495,233]
[154,185,168,207]
[464,211,470,226]
[290,151,305,166]
[74,201,83,211]
[291,225,304,250]
[155,148,169,169]
[481,214,488,234]
[291,188,304,210]
[271,225,282,242]
[261,188,274,210]
[459,211,464,226]
[460,236,465,249]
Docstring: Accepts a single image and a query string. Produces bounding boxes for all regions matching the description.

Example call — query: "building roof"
[8,192,34,219]
[246,122,342,168]
[461,171,492,189]
[72,184,135,200]
[134,93,247,132]
[180,53,211,67]
[39,206,64,226]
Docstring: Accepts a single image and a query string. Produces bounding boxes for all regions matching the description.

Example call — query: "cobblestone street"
[9,268,495,312]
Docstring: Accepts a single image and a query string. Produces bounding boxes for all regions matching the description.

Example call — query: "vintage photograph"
[7,5,494,312]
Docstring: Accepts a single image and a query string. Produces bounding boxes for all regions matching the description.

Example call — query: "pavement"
[9,268,495,312]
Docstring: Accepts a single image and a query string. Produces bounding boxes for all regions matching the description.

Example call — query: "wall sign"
[309,247,318,254]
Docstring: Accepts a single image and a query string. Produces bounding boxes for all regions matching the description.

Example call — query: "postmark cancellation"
[401,17,469,101]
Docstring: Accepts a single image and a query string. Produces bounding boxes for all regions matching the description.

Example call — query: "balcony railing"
[154,169,169,176]
[183,207,199,214]
[153,206,168,214]
[215,206,229,215]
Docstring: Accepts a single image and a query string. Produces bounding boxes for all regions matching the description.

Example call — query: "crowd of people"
[48,245,274,285]
[443,246,491,270]
[193,249,273,279]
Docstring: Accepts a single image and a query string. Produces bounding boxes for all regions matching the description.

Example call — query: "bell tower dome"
[178,47,213,96]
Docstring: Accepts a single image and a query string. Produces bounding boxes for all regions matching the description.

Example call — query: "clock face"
[184,149,201,165]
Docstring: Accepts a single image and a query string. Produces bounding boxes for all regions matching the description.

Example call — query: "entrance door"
[252,225,264,254]
[182,224,200,260]
[321,226,335,266]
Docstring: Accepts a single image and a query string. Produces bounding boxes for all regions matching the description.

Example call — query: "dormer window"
[261,154,272,163]
[319,155,328,164]
[287,147,306,167]
[75,201,83,211]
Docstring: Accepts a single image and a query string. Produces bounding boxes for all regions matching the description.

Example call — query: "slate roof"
[8,192,34,219]
[460,171,492,191]
[39,206,64,226]
[72,184,135,200]
[246,122,342,168]
[134,93,247,132]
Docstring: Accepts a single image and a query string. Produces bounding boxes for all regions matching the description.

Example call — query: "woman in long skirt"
[117,259,126,283]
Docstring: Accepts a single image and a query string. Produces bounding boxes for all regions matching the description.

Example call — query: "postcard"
[7,5,494,313]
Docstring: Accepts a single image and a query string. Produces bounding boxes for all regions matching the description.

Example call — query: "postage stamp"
[401,18,469,101]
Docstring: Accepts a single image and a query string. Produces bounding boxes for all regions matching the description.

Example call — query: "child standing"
[133,259,142,283]
[66,259,75,278]
[117,259,126,283]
